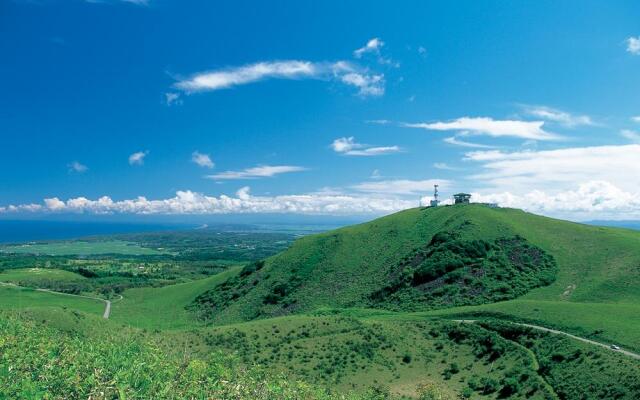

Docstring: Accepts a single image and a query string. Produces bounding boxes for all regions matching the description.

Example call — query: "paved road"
[455,319,640,360]
[0,281,118,319]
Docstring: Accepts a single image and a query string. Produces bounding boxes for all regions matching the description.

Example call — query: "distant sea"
[586,220,640,231]
[0,220,191,244]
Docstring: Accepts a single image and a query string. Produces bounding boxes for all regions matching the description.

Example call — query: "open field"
[0,267,87,285]
[0,240,167,256]
[109,267,241,329]
[0,285,104,316]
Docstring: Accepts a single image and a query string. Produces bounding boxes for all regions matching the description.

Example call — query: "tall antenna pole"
[434,184,439,203]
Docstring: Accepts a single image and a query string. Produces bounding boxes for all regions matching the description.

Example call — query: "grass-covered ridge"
[190,205,562,322]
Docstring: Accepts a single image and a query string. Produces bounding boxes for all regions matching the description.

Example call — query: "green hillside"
[175,315,555,399]
[190,205,640,350]
[0,310,387,400]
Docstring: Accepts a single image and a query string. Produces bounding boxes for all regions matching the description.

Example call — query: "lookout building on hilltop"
[453,193,471,204]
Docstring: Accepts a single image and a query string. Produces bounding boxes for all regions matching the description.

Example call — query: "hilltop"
[190,204,640,350]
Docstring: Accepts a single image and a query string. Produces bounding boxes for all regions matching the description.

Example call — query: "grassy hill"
[190,205,640,350]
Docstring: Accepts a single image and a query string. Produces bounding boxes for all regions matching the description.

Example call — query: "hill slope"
[191,205,640,324]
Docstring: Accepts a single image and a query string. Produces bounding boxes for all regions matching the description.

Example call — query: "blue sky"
[2,0,640,220]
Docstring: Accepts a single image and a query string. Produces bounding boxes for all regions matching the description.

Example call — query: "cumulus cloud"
[626,36,640,55]
[521,105,593,127]
[331,136,401,156]
[206,165,307,180]
[405,117,559,141]
[164,92,182,106]
[68,161,88,173]
[351,179,450,195]
[174,60,384,97]
[0,188,419,216]
[465,144,640,194]
[128,151,148,165]
[621,129,640,143]
[191,151,214,168]
[472,181,640,220]
[339,72,385,96]
[631,116,640,123]
[354,38,384,58]
[433,163,458,170]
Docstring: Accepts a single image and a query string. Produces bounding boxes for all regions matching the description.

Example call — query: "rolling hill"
[190,204,640,350]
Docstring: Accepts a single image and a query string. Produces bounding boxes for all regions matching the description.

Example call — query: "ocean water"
[0,220,189,244]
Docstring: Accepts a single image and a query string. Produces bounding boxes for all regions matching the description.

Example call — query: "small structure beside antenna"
[430,184,440,207]
[453,193,472,204]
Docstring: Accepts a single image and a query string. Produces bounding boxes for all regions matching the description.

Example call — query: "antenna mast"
[430,184,440,207]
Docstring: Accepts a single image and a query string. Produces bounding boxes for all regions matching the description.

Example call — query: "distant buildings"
[425,190,498,208]
[453,193,472,204]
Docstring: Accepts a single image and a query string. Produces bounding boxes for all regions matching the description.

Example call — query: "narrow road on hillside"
[0,281,120,319]
[455,320,640,360]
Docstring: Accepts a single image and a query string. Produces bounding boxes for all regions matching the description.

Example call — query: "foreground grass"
[0,311,390,400]
[168,314,554,399]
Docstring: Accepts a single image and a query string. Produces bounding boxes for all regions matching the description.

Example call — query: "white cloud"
[351,179,450,195]
[370,169,382,179]
[620,129,640,143]
[631,116,640,123]
[174,60,384,97]
[128,151,148,165]
[68,161,88,173]
[365,119,391,125]
[0,188,420,216]
[339,72,385,96]
[164,92,182,106]
[472,181,640,220]
[405,117,559,140]
[354,38,384,58]
[191,151,214,168]
[465,144,640,194]
[443,136,494,148]
[206,165,307,180]
[331,136,401,156]
[433,163,458,170]
[521,105,593,127]
[626,36,640,55]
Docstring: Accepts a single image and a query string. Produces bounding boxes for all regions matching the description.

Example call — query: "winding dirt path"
[455,319,640,360]
[0,281,121,319]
